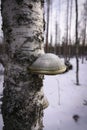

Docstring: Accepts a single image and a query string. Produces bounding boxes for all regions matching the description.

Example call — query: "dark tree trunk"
[49,0,52,53]
[45,0,50,53]
[65,0,69,62]
[75,0,79,85]
[68,0,73,60]
[82,1,87,63]
[82,19,86,63]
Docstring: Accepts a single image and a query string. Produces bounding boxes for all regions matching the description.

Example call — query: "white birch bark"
[1,0,48,130]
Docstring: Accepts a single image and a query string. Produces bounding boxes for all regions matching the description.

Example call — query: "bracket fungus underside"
[28,53,66,75]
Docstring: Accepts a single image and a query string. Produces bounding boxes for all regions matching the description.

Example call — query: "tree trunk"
[82,1,87,63]
[82,19,86,63]
[65,0,69,62]
[45,0,50,53]
[75,0,79,85]
[1,0,48,130]
[58,0,61,57]
[55,19,58,55]
[49,0,52,53]
[68,0,73,60]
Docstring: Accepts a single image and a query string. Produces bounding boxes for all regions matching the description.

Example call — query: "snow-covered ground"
[0,58,87,130]
[43,58,87,130]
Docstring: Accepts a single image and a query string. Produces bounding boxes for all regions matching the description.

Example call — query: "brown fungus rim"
[29,66,66,75]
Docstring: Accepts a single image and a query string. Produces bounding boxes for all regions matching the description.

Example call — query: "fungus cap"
[29,53,66,75]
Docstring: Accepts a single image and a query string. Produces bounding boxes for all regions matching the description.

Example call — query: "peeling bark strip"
[1,0,47,130]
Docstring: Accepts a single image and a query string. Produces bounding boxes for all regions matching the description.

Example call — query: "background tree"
[81,0,87,63]
[0,0,48,130]
[49,0,53,53]
[45,0,50,53]
[75,0,79,85]
[57,0,61,57]
[68,0,73,60]
[54,18,58,55]
[65,0,69,62]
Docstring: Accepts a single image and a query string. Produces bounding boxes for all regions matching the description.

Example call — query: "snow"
[43,58,87,130]
[0,58,87,130]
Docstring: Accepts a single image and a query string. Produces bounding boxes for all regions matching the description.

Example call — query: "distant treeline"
[44,44,87,57]
[0,43,87,58]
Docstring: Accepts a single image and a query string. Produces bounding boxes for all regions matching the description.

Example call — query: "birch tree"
[54,19,58,55]
[75,0,79,85]
[45,0,50,52]
[0,0,48,130]
[65,0,69,62]
[68,0,73,60]
[82,1,87,63]
[49,0,52,53]
[58,0,61,57]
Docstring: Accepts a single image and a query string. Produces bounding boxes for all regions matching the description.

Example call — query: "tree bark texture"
[1,0,48,130]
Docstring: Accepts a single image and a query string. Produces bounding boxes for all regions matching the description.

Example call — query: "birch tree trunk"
[65,0,69,62]
[68,0,73,60]
[54,20,58,55]
[45,0,50,53]
[49,0,52,53]
[75,0,79,85]
[82,1,87,63]
[82,18,86,64]
[58,0,61,57]
[1,0,48,130]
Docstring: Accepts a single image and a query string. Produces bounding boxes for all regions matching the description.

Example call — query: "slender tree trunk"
[54,19,58,55]
[75,0,79,85]
[49,0,52,53]
[68,0,73,60]
[45,0,50,53]
[65,0,69,62]
[1,0,48,130]
[58,0,61,57]
[82,1,87,63]
[82,19,86,63]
